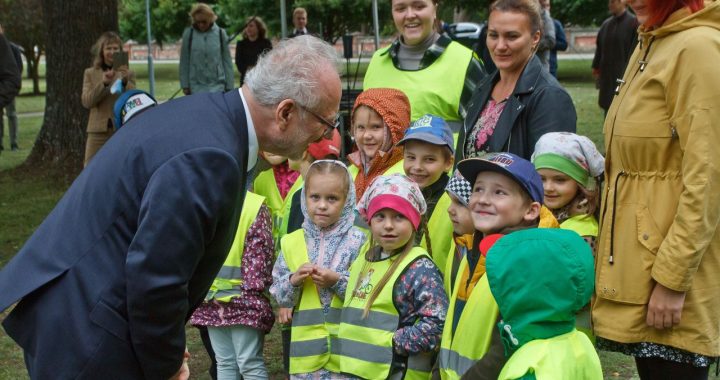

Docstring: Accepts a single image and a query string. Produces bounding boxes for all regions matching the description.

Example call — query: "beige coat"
[81,66,136,132]
[592,1,720,356]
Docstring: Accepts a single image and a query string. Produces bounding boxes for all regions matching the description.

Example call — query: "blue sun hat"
[113,89,157,129]
[397,114,455,155]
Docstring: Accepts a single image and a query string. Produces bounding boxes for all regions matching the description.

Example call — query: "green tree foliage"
[551,0,608,26]
[442,0,609,26]
[0,0,46,94]
[120,0,391,44]
[120,0,225,46]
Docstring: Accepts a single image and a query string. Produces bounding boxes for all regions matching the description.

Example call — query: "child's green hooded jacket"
[486,228,602,380]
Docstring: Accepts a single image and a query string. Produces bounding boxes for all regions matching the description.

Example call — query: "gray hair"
[245,35,338,110]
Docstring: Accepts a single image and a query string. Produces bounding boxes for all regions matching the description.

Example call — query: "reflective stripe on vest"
[253,169,303,249]
[281,230,343,374]
[364,41,473,122]
[333,247,432,380]
[438,257,498,379]
[424,192,454,276]
[498,330,603,380]
[206,192,265,302]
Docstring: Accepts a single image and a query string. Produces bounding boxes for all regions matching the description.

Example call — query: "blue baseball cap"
[113,89,157,129]
[457,152,544,203]
[397,114,455,155]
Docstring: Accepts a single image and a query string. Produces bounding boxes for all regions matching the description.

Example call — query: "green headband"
[533,153,593,189]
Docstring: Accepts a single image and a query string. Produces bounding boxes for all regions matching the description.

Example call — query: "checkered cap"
[445,170,472,206]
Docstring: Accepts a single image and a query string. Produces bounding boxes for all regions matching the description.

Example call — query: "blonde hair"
[305,161,350,196]
[91,31,123,68]
[189,3,217,22]
[293,7,307,17]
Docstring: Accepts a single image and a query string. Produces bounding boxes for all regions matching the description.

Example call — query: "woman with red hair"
[593,0,720,378]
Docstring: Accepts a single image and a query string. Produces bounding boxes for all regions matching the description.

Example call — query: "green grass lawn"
[2,59,712,379]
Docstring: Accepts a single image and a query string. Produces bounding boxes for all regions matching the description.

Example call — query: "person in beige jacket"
[593,0,720,378]
[82,31,135,166]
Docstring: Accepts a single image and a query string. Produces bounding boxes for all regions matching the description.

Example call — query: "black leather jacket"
[456,55,576,161]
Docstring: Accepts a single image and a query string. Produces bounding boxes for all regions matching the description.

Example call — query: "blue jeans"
[208,325,268,380]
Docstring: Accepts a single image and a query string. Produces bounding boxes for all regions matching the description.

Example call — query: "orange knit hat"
[351,88,411,145]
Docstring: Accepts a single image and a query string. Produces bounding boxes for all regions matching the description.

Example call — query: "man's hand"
[278,307,294,324]
[647,282,686,330]
[289,263,314,286]
[311,267,340,289]
[168,350,190,380]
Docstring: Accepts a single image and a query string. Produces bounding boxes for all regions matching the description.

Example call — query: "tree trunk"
[25,0,117,176]
[453,7,470,23]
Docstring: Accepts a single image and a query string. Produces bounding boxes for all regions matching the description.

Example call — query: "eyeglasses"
[300,105,339,140]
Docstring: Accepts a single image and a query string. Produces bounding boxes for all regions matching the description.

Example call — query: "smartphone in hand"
[112,51,129,69]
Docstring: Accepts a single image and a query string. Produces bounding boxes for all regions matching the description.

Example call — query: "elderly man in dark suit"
[0,35,340,380]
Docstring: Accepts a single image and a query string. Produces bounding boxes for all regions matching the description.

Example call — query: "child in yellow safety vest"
[190,191,275,379]
[486,229,602,379]
[273,130,343,378]
[441,170,476,294]
[270,160,366,379]
[253,151,301,249]
[434,152,546,380]
[531,132,605,341]
[398,114,456,276]
[334,174,448,380]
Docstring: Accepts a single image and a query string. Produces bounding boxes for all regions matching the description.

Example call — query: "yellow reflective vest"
[206,192,265,302]
[364,41,473,123]
[348,159,406,181]
[281,230,343,374]
[497,330,603,380]
[333,247,434,380]
[253,169,303,249]
[438,259,498,379]
[423,193,454,276]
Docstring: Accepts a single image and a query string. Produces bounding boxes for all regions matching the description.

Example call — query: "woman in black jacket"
[456,0,576,162]
[235,16,272,86]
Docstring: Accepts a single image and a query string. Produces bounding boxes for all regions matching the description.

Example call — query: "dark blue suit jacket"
[0,90,249,379]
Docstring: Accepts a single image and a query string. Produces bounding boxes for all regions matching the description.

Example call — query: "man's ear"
[524,201,542,222]
[276,99,295,132]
